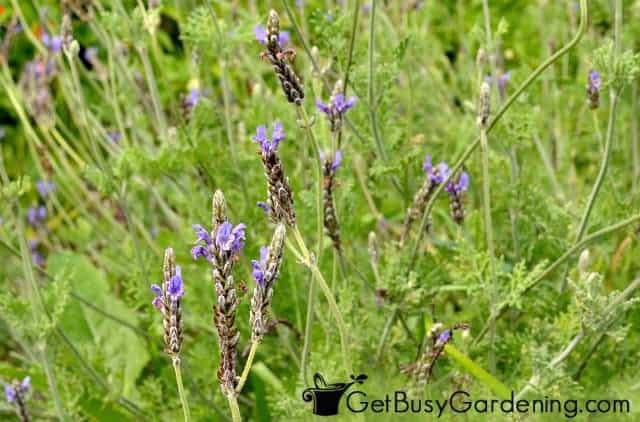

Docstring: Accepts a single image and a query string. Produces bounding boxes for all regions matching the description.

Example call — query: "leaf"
[50,252,149,399]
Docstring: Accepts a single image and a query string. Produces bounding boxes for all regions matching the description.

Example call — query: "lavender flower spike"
[151,248,184,358]
[254,24,290,47]
[250,224,286,341]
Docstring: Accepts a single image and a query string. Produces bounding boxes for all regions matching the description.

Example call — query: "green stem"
[226,394,242,422]
[408,0,589,267]
[173,359,191,422]
[574,92,620,242]
[290,226,351,373]
[367,0,388,162]
[236,342,259,393]
[300,273,315,385]
[480,127,497,373]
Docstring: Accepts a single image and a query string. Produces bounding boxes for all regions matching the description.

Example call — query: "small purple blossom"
[251,246,270,287]
[445,172,470,195]
[589,70,601,90]
[107,131,121,143]
[485,72,511,98]
[150,284,163,309]
[191,245,211,261]
[36,180,56,199]
[423,155,450,184]
[27,206,47,227]
[254,24,290,47]
[320,149,343,173]
[316,94,357,117]
[437,329,452,345]
[257,201,271,214]
[41,33,62,53]
[4,376,30,403]
[216,222,246,254]
[253,122,285,154]
[167,266,185,301]
[82,46,99,63]
[192,224,212,246]
[184,89,201,110]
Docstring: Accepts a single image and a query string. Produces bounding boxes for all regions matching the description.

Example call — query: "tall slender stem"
[173,359,191,422]
[226,394,242,422]
[480,127,497,372]
[236,342,259,393]
[291,226,351,373]
[367,0,388,162]
[574,92,620,242]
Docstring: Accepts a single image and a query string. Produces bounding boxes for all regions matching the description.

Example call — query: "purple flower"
[485,72,511,98]
[255,24,290,47]
[27,206,47,227]
[36,180,56,199]
[107,131,121,143]
[192,224,212,245]
[184,89,201,109]
[423,155,450,184]
[257,201,271,214]
[191,245,211,261]
[42,33,62,53]
[4,385,15,403]
[82,46,99,63]
[437,329,452,345]
[253,122,285,154]
[445,172,470,195]
[251,246,270,287]
[320,150,343,173]
[216,222,246,254]
[5,377,30,403]
[150,283,163,310]
[167,266,185,301]
[316,94,357,117]
[589,70,601,90]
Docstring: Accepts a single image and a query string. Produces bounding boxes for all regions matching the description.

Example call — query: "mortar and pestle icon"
[302,373,368,416]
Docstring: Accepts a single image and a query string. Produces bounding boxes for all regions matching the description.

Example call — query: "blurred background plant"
[0,0,639,420]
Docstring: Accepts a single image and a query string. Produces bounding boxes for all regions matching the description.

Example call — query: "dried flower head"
[4,376,30,422]
[151,248,185,359]
[259,10,304,105]
[250,224,286,342]
[254,123,296,226]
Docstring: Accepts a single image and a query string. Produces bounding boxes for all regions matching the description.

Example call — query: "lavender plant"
[3,0,640,420]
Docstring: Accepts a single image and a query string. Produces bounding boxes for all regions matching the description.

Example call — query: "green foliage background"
[1,0,640,420]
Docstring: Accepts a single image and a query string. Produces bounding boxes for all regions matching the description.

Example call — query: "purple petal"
[254,24,267,44]
[458,172,470,191]
[331,150,343,173]
[437,329,452,344]
[423,154,433,174]
[251,259,265,287]
[19,377,30,394]
[589,69,601,89]
[167,266,184,300]
[257,201,271,214]
[192,224,212,245]
[191,245,211,261]
[272,121,285,148]
[150,284,162,297]
[5,385,16,403]
[278,31,290,47]
[152,296,163,310]
[316,100,331,115]
[259,246,270,267]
